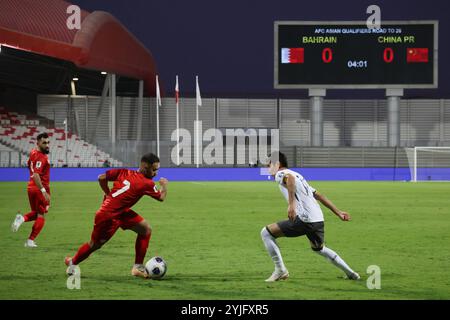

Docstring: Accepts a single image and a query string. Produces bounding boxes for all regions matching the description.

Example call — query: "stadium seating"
[0,108,123,167]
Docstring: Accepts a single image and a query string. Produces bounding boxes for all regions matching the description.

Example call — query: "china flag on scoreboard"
[406,48,429,63]
[281,48,304,64]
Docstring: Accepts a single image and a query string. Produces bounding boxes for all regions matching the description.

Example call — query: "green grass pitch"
[1,180,449,299]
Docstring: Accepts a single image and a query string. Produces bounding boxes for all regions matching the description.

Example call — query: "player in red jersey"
[65,153,168,278]
[11,132,51,248]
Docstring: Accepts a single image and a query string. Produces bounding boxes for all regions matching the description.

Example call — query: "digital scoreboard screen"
[274,21,438,89]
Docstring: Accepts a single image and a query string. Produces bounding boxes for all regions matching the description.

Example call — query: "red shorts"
[28,188,50,214]
[90,209,144,244]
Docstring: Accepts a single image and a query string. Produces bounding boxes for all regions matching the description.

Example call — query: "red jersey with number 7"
[96,169,161,219]
[27,149,50,191]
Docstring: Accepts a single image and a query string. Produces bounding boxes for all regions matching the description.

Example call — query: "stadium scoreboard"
[274,21,438,89]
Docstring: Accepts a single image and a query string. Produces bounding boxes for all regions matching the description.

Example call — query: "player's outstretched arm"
[98,174,110,195]
[157,177,168,202]
[32,173,50,204]
[313,191,351,221]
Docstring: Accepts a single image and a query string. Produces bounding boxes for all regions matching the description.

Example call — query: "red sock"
[23,211,37,222]
[135,233,151,264]
[72,243,94,265]
[29,215,45,240]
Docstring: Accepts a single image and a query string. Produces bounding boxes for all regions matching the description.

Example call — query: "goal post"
[405,147,450,182]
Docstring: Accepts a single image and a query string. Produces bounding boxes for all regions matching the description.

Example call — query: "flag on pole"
[175,75,179,104]
[175,75,180,166]
[195,76,202,168]
[156,75,162,106]
[196,76,202,107]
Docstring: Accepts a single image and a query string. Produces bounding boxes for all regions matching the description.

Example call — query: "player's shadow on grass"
[166,273,265,282]
[0,274,34,281]
[81,274,160,287]
[82,273,262,284]
[83,272,267,287]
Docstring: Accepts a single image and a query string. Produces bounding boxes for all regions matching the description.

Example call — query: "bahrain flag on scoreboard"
[406,48,429,63]
[281,48,304,63]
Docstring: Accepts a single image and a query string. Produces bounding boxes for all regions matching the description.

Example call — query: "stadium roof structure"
[0,0,158,95]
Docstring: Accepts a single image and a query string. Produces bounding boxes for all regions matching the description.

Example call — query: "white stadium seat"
[0,111,123,167]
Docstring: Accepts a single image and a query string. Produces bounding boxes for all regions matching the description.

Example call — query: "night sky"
[70,0,450,99]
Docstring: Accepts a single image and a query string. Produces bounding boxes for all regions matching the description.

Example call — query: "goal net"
[405,147,450,182]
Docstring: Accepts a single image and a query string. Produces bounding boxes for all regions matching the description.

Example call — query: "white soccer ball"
[145,256,167,279]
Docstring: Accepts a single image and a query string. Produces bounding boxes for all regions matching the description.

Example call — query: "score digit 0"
[383,48,394,63]
[322,48,333,63]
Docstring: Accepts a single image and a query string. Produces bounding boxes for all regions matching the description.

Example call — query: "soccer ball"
[145,256,167,279]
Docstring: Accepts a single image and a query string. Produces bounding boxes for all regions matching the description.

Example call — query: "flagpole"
[176,75,180,166]
[156,75,160,158]
[195,76,199,168]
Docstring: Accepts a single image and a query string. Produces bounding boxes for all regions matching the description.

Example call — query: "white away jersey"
[275,169,324,223]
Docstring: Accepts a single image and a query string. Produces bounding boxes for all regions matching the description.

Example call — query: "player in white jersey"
[261,151,360,282]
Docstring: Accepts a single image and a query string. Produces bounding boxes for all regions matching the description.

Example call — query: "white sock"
[316,246,355,276]
[261,227,286,272]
